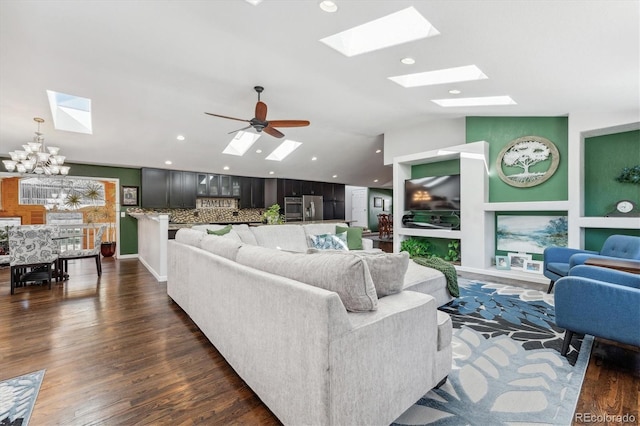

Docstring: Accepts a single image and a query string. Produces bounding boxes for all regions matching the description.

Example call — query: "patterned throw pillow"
[308,232,349,251]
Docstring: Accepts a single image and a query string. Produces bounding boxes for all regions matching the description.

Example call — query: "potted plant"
[263,204,284,225]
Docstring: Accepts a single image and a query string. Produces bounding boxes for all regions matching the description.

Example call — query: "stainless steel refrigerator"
[302,195,323,221]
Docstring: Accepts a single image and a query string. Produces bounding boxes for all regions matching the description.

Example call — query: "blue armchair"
[554,265,640,356]
[544,234,640,293]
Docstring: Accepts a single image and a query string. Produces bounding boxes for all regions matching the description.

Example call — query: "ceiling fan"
[205,86,310,138]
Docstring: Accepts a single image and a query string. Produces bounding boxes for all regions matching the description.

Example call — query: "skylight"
[319,7,440,57]
[389,65,488,88]
[266,139,302,161]
[46,90,92,134]
[222,131,261,156]
[431,96,517,107]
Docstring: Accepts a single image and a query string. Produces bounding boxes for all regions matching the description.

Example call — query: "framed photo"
[508,252,532,270]
[373,197,383,208]
[383,199,391,212]
[495,255,510,270]
[121,185,139,206]
[523,259,544,274]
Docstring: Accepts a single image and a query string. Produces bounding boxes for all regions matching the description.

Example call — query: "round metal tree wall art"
[496,136,560,187]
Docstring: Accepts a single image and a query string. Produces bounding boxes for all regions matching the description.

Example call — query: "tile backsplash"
[127,207,264,224]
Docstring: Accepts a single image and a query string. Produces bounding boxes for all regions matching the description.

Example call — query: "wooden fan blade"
[267,120,310,128]
[205,112,250,123]
[263,125,284,138]
[255,101,267,121]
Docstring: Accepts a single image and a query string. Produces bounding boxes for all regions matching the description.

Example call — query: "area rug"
[393,279,593,426]
[0,370,45,426]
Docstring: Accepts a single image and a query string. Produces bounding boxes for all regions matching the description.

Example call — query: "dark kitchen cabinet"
[283,179,302,196]
[240,177,265,208]
[301,180,323,195]
[169,171,196,208]
[323,199,345,221]
[141,168,169,209]
[197,173,240,198]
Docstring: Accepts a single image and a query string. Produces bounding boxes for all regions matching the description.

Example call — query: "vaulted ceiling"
[1,1,638,187]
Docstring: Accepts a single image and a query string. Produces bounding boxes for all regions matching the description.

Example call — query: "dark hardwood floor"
[1,260,637,425]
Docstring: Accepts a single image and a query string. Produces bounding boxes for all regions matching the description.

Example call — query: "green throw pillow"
[336,225,363,250]
[207,225,232,236]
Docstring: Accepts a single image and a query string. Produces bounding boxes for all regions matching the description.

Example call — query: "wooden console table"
[584,258,640,274]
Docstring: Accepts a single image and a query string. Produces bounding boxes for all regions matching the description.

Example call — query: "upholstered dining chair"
[58,225,106,277]
[8,225,59,295]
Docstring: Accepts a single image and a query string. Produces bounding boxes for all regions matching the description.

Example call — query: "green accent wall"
[584,228,640,251]
[368,188,392,232]
[411,159,460,178]
[584,130,640,216]
[466,116,568,202]
[67,163,141,255]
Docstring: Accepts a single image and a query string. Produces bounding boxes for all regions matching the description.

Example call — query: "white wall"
[383,117,466,166]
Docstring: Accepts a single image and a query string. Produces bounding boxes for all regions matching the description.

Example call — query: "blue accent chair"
[543,234,640,293]
[554,265,640,356]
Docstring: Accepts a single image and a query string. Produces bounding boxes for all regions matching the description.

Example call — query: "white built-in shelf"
[578,216,640,229]
[398,227,462,239]
[483,201,570,211]
[456,265,551,285]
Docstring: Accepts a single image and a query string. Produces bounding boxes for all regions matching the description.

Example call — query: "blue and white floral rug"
[0,370,45,426]
[394,279,593,425]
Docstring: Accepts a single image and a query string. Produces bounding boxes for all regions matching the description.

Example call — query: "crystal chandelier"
[3,117,70,175]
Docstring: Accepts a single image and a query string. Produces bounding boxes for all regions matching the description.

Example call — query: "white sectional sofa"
[167,223,453,425]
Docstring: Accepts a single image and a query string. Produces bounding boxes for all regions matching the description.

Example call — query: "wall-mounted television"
[404,174,461,211]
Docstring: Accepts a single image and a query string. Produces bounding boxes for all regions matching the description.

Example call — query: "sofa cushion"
[251,224,309,252]
[236,245,378,312]
[232,224,258,245]
[336,225,363,250]
[309,232,348,251]
[175,228,207,247]
[200,235,244,261]
[307,249,408,297]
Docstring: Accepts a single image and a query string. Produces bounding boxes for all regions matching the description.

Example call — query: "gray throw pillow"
[307,249,409,297]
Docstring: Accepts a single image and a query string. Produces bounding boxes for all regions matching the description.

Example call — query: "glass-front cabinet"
[197,173,240,197]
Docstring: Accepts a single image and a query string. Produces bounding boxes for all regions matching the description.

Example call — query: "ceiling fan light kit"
[205,86,310,139]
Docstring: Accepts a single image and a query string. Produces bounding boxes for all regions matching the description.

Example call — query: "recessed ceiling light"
[223,166,230,171]
[176,135,185,141]
[376,149,382,153]
[165,160,172,165]
[269,171,275,175]
[256,149,263,153]
[374,179,379,183]
[245,0,263,5]
[431,95,517,107]
[320,7,439,57]
[401,57,415,65]
[311,156,317,161]
[266,139,302,161]
[223,131,261,156]
[332,175,338,178]
[448,89,461,95]
[389,65,488,88]
[319,1,338,13]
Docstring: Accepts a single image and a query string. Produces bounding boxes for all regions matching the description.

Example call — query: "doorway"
[350,189,368,228]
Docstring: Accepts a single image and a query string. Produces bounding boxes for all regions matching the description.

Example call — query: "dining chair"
[58,225,106,277]
[8,225,59,295]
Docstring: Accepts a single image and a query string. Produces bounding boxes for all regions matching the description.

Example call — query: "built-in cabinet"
[169,171,196,208]
[141,169,339,216]
[196,173,241,198]
[275,179,345,220]
[141,168,170,209]
[239,177,265,209]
